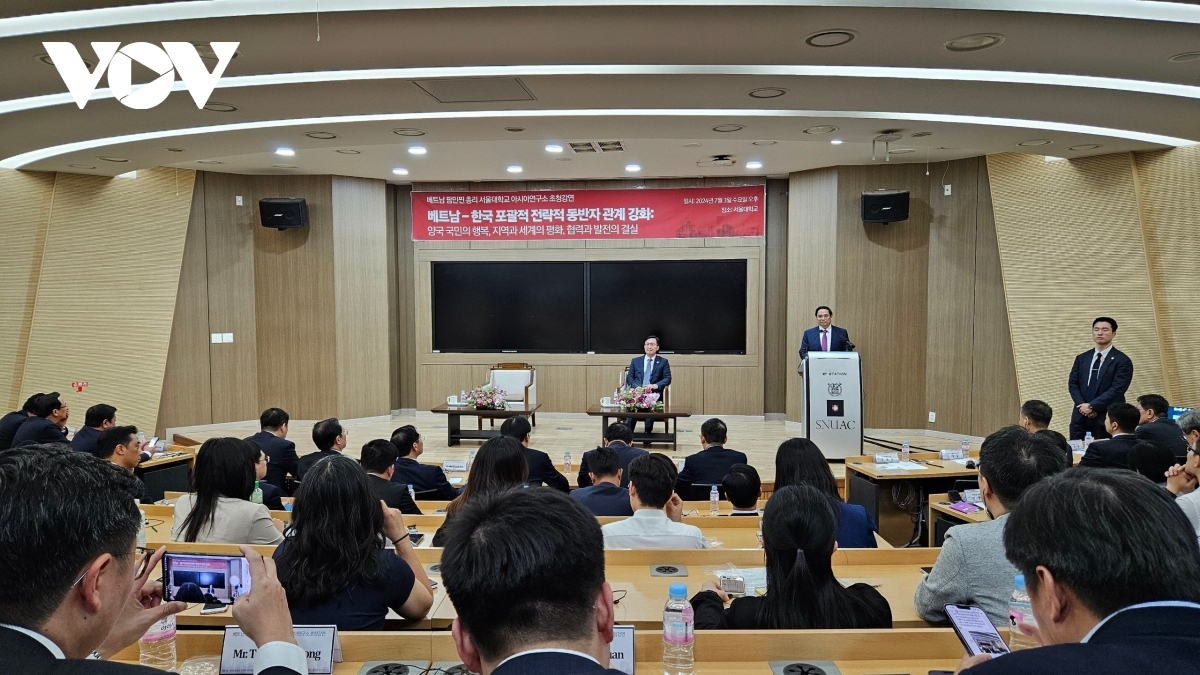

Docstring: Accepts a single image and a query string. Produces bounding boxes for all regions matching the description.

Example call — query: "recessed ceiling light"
[506,165,523,173]
[830,139,844,145]
[505,126,525,133]
[745,160,764,169]
[752,140,777,146]
[408,146,427,155]
[392,128,425,137]
[1017,139,1053,146]
[945,33,1006,52]
[910,131,933,138]
[803,125,838,135]
[625,163,642,172]
[805,29,856,48]
[749,87,788,99]
[271,164,297,168]
[1068,144,1103,151]
[1044,156,1066,162]
[275,147,295,156]
[713,124,745,132]
[888,148,916,154]
[335,149,361,154]
[392,168,409,175]
[196,160,223,164]
[68,163,95,169]
[166,147,185,152]
[1169,52,1200,63]
[545,144,563,153]
[304,131,338,140]
[684,142,703,147]
[97,156,128,162]
[202,101,237,112]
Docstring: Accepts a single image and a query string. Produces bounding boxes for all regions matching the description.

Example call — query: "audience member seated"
[0,392,41,451]
[440,488,626,675]
[500,415,569,492]
[1134,393,1189,462]
[390,424,461,500]
[245,407,299,491]
[915,426,1067,626]
[691,484,892,630]
[722,463,761,515]
[297,417,346,481]
[10,392,69,448]
[1078,402,1140,469]
[578,422,646,488]
[1128,440,1175,487]
[71,403,116,457]
[97,425,152,503]
[1019,399,1072,466]
[359,439,420,514]
[959,468,1200,675]
[570,445,633,517]
[602,453,705,549]
[172,438,284,545]
[775,438,877,548]
[274,454,433,630]
[0,445,307,674]
[432,436,529,547]
[1165,409,1200,543]
[174,582,206,604]
[676,418,747,499]
[247,441,285,511]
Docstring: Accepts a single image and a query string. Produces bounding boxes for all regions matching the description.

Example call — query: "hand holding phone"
[945,604,1010,657]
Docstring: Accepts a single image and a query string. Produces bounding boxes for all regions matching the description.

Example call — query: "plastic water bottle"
[1084,431,1094,448]
[407,484,417,502]
[564,451,573,474]
[249,480,263,504]
[663,583,694,675]
[1008,574,1039,651]
[709,485,720,515]
[901,440,911,462]
[139,613,177,670]
[137,510,147,548]
[467,448,476,470]
[961,436,970,454]
[460,389,467,405]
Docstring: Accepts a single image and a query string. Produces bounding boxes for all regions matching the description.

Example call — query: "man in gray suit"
[914,427,1068,626]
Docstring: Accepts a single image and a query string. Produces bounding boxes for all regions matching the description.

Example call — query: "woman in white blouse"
[172,437,285,545]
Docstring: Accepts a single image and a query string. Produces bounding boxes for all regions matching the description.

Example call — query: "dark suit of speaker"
[799,325,853,361]
[245,431,300,490]
[625,355,672,434]
[676,445,749,499]
[1078,433,1139,470]
[490,651,628,675]
[10,417,68,448]
[524,447,569,493]
[577,441,648,488]
[1136,417,1190,463]
[1067,347,1133,440]
[960,604,1200,675]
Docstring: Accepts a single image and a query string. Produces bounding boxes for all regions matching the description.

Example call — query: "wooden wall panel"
[395,186,417,409]
[252,175,336,420]
[987,153,1164,434]
[0,169,54,410]
[535,365,588,411]
[835,163,932,429]
[763,178,789,415]
[703,366,762,415]
[157,172,213,435]
[21,168,194,434]
[1133,146,1200,404]
[925,158,979,434]
[416,364,491,410]
[332,176,390,418]
[386,185,401,411]
[666,365,705,413]
[785,168,838,422]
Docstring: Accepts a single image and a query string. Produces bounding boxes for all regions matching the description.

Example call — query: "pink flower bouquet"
[464,384,508,410]
[617,386,664,412]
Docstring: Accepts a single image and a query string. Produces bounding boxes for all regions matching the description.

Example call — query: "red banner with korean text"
[411,185,765,241]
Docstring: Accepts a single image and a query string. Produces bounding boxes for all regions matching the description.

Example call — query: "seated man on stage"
[625,335,672,435]
[799,305,853,361]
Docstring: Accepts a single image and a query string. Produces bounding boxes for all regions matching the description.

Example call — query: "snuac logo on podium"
[42,42,239,109]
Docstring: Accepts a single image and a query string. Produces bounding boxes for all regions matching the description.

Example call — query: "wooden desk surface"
[845,454,978,481]
[430,403,540,416]
[139,445,196,470]
[587,405,692,419]
[926,492,991,546]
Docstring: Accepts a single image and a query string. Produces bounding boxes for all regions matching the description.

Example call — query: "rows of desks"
[844,451,980,546]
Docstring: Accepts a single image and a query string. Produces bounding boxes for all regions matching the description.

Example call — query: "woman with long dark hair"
[775,437,878,548]
[690,485,892,629]
[273,453,433,629]
[431,435,528,546]
[171,437,284,544]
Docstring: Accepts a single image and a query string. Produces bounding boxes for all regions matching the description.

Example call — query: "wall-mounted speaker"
[259,198,308,230]
[860,189,909,223]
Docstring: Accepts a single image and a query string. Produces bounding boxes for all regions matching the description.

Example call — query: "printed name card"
[939,449,965,460]
[873,452,899,464]
[442,460,468,472]
[609,625,636,674]
[1068,439,1085,453]
[221,625,340,674]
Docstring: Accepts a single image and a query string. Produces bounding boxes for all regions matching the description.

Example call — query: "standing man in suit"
[359,439,421,515]
[71,403,116,457]
[625,335,672,435]
[500,416,569,493]
[10,392,69,448]
[0,393,42,451]
[577,422,647,488]
[1134,393,1190,462]
[244,408,299,491]
[1079,403,1141,469]
[799,305,853,361]
[675,418,748,499]
[1067,317,1133,441]
[390,425,462,500]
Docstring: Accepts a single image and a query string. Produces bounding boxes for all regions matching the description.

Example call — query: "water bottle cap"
[669,583,687,599]
[408,484,413,489]
[1015,574,1026,590]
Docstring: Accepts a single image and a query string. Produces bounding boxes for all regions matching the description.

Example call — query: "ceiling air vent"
[697,154,736,167]
[569,140,626,153]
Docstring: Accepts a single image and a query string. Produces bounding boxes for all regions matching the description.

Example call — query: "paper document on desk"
[950,458,973,466]
[877,461,928,471]
[448,477,463,485]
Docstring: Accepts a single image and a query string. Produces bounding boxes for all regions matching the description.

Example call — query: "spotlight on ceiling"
[506,165,523,173]
[545,144,564,153]
[625,163,642,172]
[274,147,295,156]
[805,29,856,48]
[408,146,427,155]
[944,33,1006,52]
[392,167,409,175]
[745,160,763,169]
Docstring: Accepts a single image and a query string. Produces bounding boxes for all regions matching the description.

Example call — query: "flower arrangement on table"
[464,384,508,410]
[617,386,663,413]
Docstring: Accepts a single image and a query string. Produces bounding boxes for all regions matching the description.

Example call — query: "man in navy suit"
[578,422,647,488]
[676,418,748,500]
[0,393,42,451]
[10,392,70,448]
[625,335,672,434]
[1134,393,1190,462]
[500,415,569,493]
[571,446,633,517]
[390,424,462,500]
[1067,317,1134,441]
[799,305,853,361]
[244,408,299,491]
[1079,402,1141,469]
[957,468,1200,675]
[71,403,116,457]
[441,488,626,675]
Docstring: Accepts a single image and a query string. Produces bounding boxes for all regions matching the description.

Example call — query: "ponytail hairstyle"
[756,485,870,629]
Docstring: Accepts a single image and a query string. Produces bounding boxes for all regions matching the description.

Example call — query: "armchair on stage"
[620,367,673,433]
[484,363,537,426]
[801,351,864,460]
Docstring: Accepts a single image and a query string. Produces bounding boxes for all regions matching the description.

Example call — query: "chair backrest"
[687,483,725,502]
[413,489,441,500]
[490,366,533,401]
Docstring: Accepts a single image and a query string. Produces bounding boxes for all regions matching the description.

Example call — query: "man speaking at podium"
[626,335,671,434]
[799,306,853,361]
